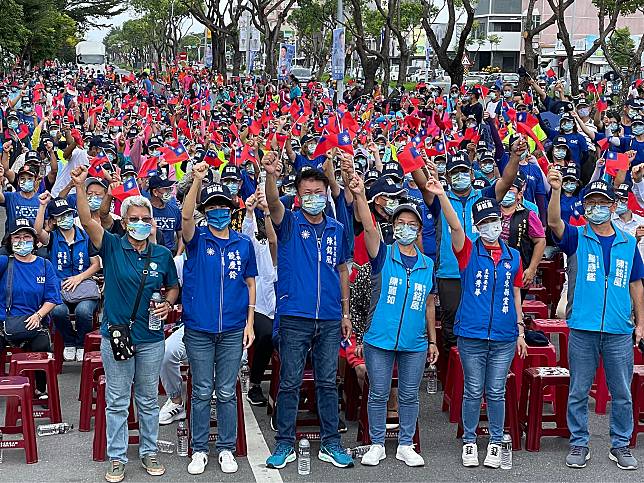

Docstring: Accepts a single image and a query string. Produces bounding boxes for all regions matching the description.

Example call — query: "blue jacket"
[455,238,521,342]
[364,243,434,352]
[275,209,347,320]
[568,224,636,334]
[183,227,258,334]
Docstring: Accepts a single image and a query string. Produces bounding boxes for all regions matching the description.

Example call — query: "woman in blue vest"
[34,194,101,363]
[348,173,438,468]
[430,178,527,469]
[180,161,257,476]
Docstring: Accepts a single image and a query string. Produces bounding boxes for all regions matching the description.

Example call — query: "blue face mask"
[616,201,628,215]
[563,181,577,193]
[88,196,103,212]
[561,121,574,132]
[224,182,239,196]
[9,120,18,130]
[585,205,612,225]
[301,193,327,215]
[126,220,152,240]
[451,172,472,192]
[553,148,567,160]
[19,178,35,193]
[633,125,644,136]
[608,123,619,133]
[57,214,75,230]
[394,224,419,246]
[500,191,517,207]
[206,208,231,230]
[12,240,33,256]
[436,163,446,175]
[480,163,494,174]
[519,150,528,161]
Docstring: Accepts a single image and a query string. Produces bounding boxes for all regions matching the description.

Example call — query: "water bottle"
[148,292,164,331]
[0,429,3,463]
[210,395,217,421]
[500,433,512,469]
[297,438,311,475]
[157,440,175,454]
[240,364,250,394]
[176,420,189,456]
[37,422,73,436]
[347,445,371,458]
[426,364,437,394]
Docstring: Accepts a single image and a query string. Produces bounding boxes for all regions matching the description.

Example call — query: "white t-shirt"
[51,147,89,197]
[612,212,644,261]
[242,214,277,319]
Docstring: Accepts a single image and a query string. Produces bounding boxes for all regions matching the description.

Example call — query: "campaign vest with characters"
[455,238,521,341]
[49,227,91,279]
[568,224,636,334]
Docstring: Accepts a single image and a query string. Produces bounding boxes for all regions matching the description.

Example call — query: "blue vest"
[364,244,434,352]
[455,238,521,342]
[437,189,484,279]
[568,224,636,334]
[49,227,91,279]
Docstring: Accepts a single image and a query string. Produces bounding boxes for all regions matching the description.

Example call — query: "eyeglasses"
[395,222,420,230]
[11,234,33,242]
[583,201,613,209]
[127,217,153,224]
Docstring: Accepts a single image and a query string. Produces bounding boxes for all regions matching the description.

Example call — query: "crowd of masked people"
[0,62,644,481]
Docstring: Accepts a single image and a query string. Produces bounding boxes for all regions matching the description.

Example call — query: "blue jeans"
[457,337,516,444]
[184,327,243,453]
[567,329,633,448]
[276,316,341,447]
[100,337,165,463]
[363,343,426,445]
[51,300,97,347]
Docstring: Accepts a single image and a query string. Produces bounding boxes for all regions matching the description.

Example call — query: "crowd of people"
[0,61,644,481]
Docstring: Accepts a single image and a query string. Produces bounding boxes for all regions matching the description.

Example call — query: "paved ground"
[1,360,643,482]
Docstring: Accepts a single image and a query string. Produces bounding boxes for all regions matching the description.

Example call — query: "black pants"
[0,330,51,392]
[437,278,461,353]
[250,312,275,385]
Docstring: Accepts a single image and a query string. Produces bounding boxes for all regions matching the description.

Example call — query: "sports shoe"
[338,418,348,433]
[219,450,238,473]
[247,385,268,406]
[63,347,76,361]
[141,454,165,476]
[266,443,296,469]
[75,348,85,362]
[361,444,386,466]
[396,444,424,467]
[104,460,125,482]
[565,445,590,468]
[462,443,479,467]
[483,443,501,468]
[319,442,355,468]
[270,411,277,432]
[609,447,638,470]
[187,452,208,475]
[159,398,186,425]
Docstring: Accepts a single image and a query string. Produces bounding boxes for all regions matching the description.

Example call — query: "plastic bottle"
[177,420,189,456]
[347,445,371,458]
[0,429,3,463]
[298,438,311,475]
[426,364,438,394]
[157,440,175,454]
[210,395,217,421]
[240,364,250,394]
[37,422,73,436]
[500,433,512,469]
[149,292,164,331]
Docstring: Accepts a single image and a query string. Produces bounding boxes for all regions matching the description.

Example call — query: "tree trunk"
[362,58,379,95]
[568,60,580,96]
[397,48,410,87]
[446,57,464,87]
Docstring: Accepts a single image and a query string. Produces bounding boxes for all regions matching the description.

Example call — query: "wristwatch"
[518,333,526,339]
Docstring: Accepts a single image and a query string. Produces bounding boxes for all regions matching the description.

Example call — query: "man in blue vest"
[548,173,644,471]
[261,151,354,470]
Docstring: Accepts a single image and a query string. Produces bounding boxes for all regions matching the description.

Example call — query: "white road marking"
[243,399,283,483]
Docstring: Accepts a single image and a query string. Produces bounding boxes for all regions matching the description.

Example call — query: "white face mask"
[478,220,502,243]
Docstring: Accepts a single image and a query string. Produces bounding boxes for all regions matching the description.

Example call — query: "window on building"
[492,0,521,14]
[476,0,490,14]
[490,22,522,32]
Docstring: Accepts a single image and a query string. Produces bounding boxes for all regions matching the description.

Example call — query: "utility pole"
[336,0,344,101]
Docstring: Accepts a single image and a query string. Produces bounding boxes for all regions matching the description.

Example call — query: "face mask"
[450,93,458,99]
[284,186,297,196]
[478,220,502,243]
[151,149,160,157]
[224,182,239,196]
[1,96,7,103]
[49,129,59,138]
[161,192,172,203]
[9,120,18,130]
[12,240,33,256]
[633,125,644,136]
[578,108,590,117]
[206,208,231,230]
[519,150,528,161]
[223,146,231,156]
[462,95,471,103]
[306,144,315,155]
[88,195,103,211]
[500,191,516,207]
[480,163,494,174]
[616,201,628,215]
[436,163,446,175]
[451,172,472,192]
[57,214,75,230]
[562,181,577,193]
[553,148,567,160]
[246,165,256,176]
[503,91,512,98]
[561,121,573,132]
[19,178,35,192]
[585,205,611,225]
[467,122,477,129]
[24,106,32,114]
[301,193,327,215]
[11,87,17,93]
[107,153,115,162]
[383,198,399,215]
[394,224,418,246]
[126,220,152,240]
[608,122,619,132]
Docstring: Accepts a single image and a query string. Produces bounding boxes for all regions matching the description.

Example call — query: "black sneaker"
[270,411,278,432]
[338,418,348,433]
[247,385,268,406]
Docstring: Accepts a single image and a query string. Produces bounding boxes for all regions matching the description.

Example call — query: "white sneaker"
[396,445,424,467]
[159,399,186,425]
[483,443,501,468]
[462,443,479,467]
[63,347,76,361]
[187,452,208,475]
[75,348,85,362]
[219,450,238,473]
[361,444,386,466]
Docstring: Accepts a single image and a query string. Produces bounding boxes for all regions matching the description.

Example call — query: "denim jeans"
[567,329,633,448]
[51,299,97,347]
[457,337,516,444]
[100,337,165,463]
[160,326,185,399]
[363,343,426,445]
[276,316,341,447]
[184,327,244,454]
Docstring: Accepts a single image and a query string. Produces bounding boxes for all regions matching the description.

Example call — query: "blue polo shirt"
[0,255,62,320]
[152,200,182,251]
[99,231,179,345]
[1,191,41,230]
[294,153,326,171]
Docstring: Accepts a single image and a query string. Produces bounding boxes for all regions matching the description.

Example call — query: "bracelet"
[342,314,350,319]
[518,333,526,338]
[429,341,436,346]
[34,312,43,321]
[341,297,349,302]
[249,304,256,308]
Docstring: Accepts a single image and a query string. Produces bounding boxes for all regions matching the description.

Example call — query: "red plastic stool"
[92,375,108,461]
[441,347,463,424]
[630,365,644,447]
[511,343,557,400]
[526,285,549,304]
[0,347,26,376]
[532,319,569,368]
[6,352,62,425]
[83,330,102,354]
[79,351,104,431]
[519,367,570,451]
[0,375,38,463]
[522,300,549,319]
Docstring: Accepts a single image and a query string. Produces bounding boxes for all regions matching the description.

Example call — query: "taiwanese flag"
[342,111,360,135]
[331,130,354,155]
[515,111,545,150]
[596,97,608,113]
[398,144,425,174]
[89,150,108,177]
[473,84,489,97]
[404,114,422,131]
[137,155,159,178]
[605,151,630,176]
[523,92,533,106]
[200,98,211,111]
[111,177,141,202]
[628,192,644,217]
[159,143,189,165]
[203,149,223,168]
[292,115,308,136]
[596,137,609,152]
[248,119,262,136]
[569,214,587,227]
[312,135,334,157]
[89,105,104,117]
[587,83,598,94]
[546,68,557,78]
[463,128,480,144]
[323,115,340,135]
[236,145,258,167]
[107,118,123,128]
[425,141,446,157]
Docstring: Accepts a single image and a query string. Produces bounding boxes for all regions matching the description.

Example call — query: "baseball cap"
[382,162,403,181]
[476,140,488,153]
[282,174,297,187]
[479,151,495,163]
[122,163,137,176]
[554,136,569,148]
[446,153,471,173]
[17,164,38,177]
[47,197,75,218]
[199,182,234,208]
[391,203,423,226]
[148,175,175,190]
[472,197,501,225]
[8,218,36,237]
[582,180,615,201]
[85,177,108,189]
[614,183,631,199]
[364,169,380,185]
[512,171,526,190]
[367,176,406,202]
[562,166,579,180]
[221,165,241,181]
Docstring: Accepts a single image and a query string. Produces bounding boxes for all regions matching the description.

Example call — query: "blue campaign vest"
[276,210,345,321]
[49,227,91,279]
[568,224,636,334]
[182,228,254,334]
[364,244,434,352]
[437,189,484,279]
[454,238,521,341]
